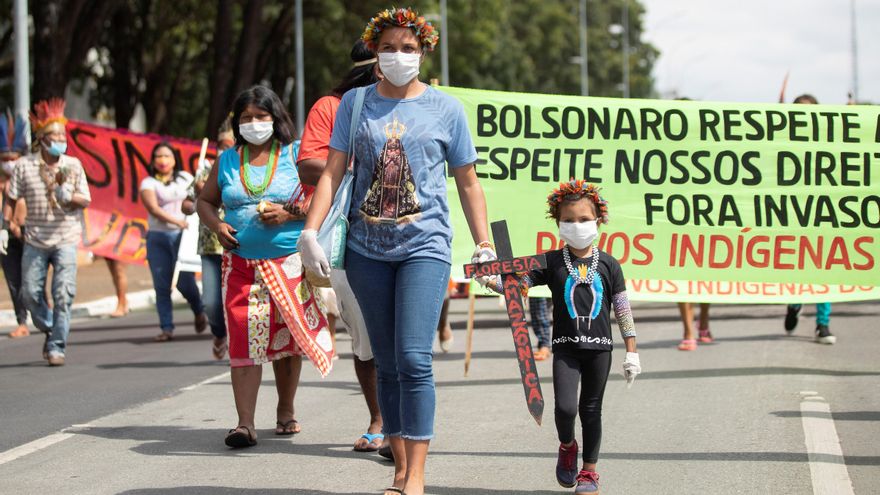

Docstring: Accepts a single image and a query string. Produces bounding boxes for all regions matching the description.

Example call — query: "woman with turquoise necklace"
[198,85,334,448]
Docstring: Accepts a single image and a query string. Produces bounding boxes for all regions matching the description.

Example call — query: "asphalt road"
[0,299,878,494]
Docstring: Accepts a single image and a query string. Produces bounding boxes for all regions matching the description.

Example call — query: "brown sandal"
[154,332,174,342]
[225,425,257,448]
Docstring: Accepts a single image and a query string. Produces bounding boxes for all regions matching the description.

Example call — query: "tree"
[4,0,657,138]
[31,0,116,102]
[445,0,656,98]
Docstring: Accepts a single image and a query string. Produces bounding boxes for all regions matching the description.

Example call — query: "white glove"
[471,242,497,264]
[55,183,74,205]
[472,242,498,287]
[297,229,330,278]
[622,352,641,388]
[0,229,8,255]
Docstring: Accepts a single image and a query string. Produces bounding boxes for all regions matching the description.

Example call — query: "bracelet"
[477,241,494,250]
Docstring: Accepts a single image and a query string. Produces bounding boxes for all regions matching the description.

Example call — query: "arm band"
[612,291,637,339]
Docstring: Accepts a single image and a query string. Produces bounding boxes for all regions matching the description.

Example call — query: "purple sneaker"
[575,470,600,494]
[556,440,578,488]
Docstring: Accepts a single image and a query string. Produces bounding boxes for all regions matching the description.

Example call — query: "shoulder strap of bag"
[334,86,366,217]
[347,86,366,164]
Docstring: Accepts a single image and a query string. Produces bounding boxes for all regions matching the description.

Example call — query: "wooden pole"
[464,281,477,377]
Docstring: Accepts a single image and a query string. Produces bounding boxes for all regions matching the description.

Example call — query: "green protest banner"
[439,86,880,302]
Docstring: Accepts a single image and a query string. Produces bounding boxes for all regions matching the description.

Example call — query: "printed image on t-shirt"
[328,84,478,262]
[525,249,626,352]
[564,264,604,332]
[359,115,422,225]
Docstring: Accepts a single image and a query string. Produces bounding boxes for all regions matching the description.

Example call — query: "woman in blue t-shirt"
[300,8,494,495]
[198,85,333,448]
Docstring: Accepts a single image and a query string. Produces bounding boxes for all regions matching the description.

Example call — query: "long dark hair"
[147,141,183,181]
[230,85,296,147]
[331,40,379,98]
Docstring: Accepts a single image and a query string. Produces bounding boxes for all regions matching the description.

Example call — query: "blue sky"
[641,0,878,104]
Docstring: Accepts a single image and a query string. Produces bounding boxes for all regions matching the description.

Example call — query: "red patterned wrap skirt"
[222,251,334,376]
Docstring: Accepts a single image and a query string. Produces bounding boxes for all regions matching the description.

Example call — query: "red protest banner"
[67,120,216,263]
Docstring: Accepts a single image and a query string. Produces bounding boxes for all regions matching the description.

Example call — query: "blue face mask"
[45,140,67,157]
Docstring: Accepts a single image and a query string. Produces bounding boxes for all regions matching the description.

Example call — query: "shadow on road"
[97,360,224,370]
[74,425,390,465]
[74,334,212,347]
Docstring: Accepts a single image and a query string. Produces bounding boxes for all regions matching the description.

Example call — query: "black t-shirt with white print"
[525,248,626,353]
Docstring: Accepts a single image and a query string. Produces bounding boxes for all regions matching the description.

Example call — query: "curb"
[0,287,195,331]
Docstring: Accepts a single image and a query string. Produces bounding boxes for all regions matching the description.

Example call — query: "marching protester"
[140,141,206,342]
[677,302,712,350]
[182,120,236,359]
[0,112,30,338]
[782,94,835,345]
[296,39,386,453]
[7,99,91,366]
[489,180,640,495]
[436,294,454,353]
[198,85,333,448]
[104,257,130,318]
[299,7,492,494]
[529,297,553,360]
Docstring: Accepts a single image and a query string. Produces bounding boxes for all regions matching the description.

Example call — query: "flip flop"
[212,339,228,360]
[9,326,30,338]
[384,488,406,495]
[354,432,385,452]
[154,332,174,342]
[677,339,697,351]
[275,419,300,436]
[225,426,257,448]
[534,346,551,361]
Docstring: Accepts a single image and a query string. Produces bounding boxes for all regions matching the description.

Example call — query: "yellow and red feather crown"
[30,98,68,135]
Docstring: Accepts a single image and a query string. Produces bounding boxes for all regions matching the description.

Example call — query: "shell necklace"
[563,245,600,284]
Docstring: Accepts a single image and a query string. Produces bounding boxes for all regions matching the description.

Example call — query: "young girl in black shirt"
[494,180,641,494]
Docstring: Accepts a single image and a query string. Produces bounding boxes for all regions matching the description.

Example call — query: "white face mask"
[239,121,274,145]
[559,220,598,250]
[378,52,421,87]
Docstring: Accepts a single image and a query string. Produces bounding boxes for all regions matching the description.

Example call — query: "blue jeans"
[1,233,27,325]
[201,254,226,339]
[529,297,552,348]
[346,249,450,440]
[21,243,78,354]
[146,230,204,332]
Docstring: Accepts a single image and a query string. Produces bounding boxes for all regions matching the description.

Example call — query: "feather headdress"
[0,110,28,155]
[547,179,609,224]
[362,7,439,51]
[29,98,68,136]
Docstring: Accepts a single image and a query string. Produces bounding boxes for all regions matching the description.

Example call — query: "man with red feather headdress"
[7,99,91,366]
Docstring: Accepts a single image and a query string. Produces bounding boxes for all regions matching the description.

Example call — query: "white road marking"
[800,392,855,495]
[0,432,74,466]
[0,370,230,466]
[179,371,230,391]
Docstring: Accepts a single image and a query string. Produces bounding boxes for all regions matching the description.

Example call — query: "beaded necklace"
[39,158,60,209]
[563,244,600,285]
[154,172,174,185]
[239,141,279,197]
